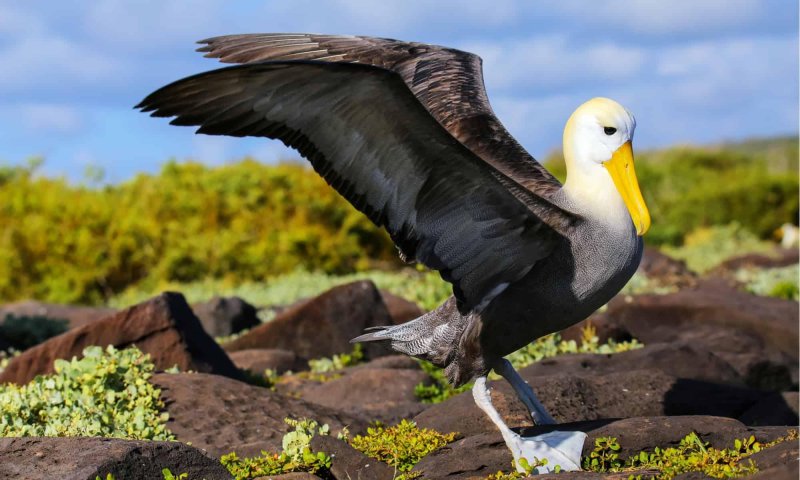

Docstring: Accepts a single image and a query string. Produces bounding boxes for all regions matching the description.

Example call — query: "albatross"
[137,33,651,473]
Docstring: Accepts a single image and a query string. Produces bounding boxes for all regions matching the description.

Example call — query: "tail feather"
[350,326,391,343]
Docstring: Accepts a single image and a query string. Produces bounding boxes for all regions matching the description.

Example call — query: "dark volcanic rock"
[738,392,800,426]
[253,474,322,480]
[224,281,394,359]
[152,372,367,458]
[379,289,425,324]
[638,247,697,288]
[414,369,767,438]
[0,293,239,385]
[412,432,511,479]
[714,248,799,272]
[0,436,232,480]
[310,435,394,480]
[607,280,799,360]
[191,295,260,338]
[748,437,800,479]
[517,342,743,386]
[0,300,116,330]
[229,348,307,375]
[289,366,430,424]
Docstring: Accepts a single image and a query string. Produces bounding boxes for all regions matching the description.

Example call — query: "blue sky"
[0,0,797,182]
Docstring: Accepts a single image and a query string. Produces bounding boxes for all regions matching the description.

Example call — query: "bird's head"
[563,97,650,236]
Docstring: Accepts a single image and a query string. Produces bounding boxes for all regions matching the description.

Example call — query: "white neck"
[561,127,630,228]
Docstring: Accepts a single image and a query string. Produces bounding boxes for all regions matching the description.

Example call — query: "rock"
[607,280,799,361]
[414,416,771,480]
[310,435,394,480]
[379,289,425,324]
[152,372,367,458]
[0,293,239,385]
[748,436,800,478]
[714,248,799,272]
[738,392,800,426]
[191,296,260,338]
[287,367,430,424]
[224,281,394,360]
[0,300,116,330]
[638,247,697,288]
[0,436,232,480]
[414,369,767,438]
[559,313,631,345]
[229,348,307,375]
[516,342,743,386]
[352,354,420,370]
[412,432,511,479]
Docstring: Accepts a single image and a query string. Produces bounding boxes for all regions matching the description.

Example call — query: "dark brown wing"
[137,61,576,313]
[196,33,562,196]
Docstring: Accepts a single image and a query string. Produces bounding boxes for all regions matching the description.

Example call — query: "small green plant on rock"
[347,419,457,477]
[0,345,173,440]
[582,430,799,479]
[484,456,559,479]
[307,343,364,373]
[220,418,332,479]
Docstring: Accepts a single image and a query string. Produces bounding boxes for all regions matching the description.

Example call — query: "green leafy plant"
[485,457,559,479]
[416,324,643,403]
[161,469,188,480]
[220,418,332,480]
[735,264,799,301]
[0,314,69,350]
[307,343,364,373]
[0,345,173,440]
[582,429,799,479]
[347,419,457,475]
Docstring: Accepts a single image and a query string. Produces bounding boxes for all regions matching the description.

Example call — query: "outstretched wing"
[196,33,562,196]
[137,62,576,313]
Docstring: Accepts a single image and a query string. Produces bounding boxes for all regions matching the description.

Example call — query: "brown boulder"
[412,432,511,480]
[191,295,260,338]
[152,372,367,458]
[414,369,766,438]
[748,437,800,479]
[517,342,742,386]
[0,300,115,330]
[379,289,425,324]
[224,281,394,359]
[0,436,232,480]
[638,247,697,287]
[714,248,799,273]
[229,348,307,375]
[0,293,239,385]
[285,366,430,424]
[607,280,799,361]
[310,435,394,480]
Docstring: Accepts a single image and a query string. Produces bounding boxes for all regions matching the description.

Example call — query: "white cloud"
[19,103,83,134]
[464,35,646,92]
[0,34,127,91]
[542,0,764,35]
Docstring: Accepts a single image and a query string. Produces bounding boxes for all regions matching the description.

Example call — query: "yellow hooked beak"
[603,141,651,236]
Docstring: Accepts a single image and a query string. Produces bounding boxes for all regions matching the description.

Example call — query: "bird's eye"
[603,127,617,135]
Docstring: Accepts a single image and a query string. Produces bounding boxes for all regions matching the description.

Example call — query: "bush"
[0,314,68,350]
[348,419,457,474]
[0,345,173,440]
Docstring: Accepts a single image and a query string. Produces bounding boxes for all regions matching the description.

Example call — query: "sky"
[0,0,797,182]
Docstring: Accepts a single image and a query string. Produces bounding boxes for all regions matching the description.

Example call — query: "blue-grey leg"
[472,374,586,474]
[494,358,556,425]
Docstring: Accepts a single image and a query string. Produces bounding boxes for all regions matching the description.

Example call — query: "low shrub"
[0,345,173,440]
[0,314,69,350]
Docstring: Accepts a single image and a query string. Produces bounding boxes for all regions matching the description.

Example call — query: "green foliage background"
[0,137,796,305]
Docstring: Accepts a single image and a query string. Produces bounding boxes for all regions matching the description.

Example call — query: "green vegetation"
[662,223,773,273]
[113,267,451,312]
[0,314,68,350]
[307,343,364,373]
[582,430,798,479]
[348,419,457,477]
[96,469,188,480]
[221,418,333,479]
[415,324,643,403]
[0,345,173,440]
[736,264,799,300]
[1,137,795,305]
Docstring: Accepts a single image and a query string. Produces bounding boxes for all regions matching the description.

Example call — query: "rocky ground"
[0,249,797,479]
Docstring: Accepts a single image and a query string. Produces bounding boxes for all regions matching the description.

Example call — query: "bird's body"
[365,187,643,385]
[138,33,651,473]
